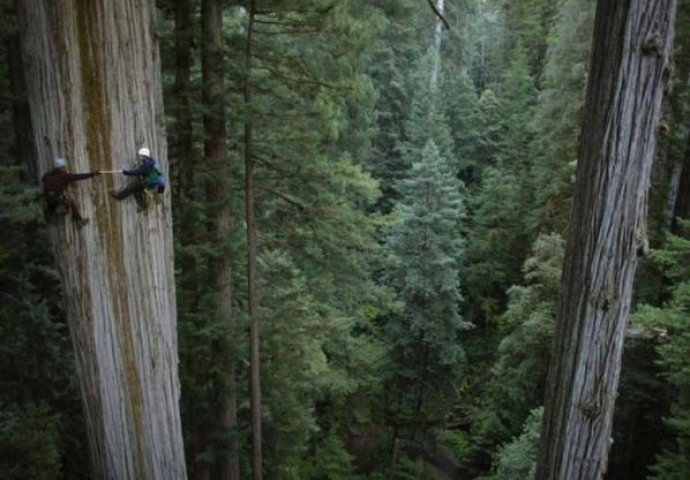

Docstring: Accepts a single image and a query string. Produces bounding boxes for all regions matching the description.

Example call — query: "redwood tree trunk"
[16,1,187,478]
[536,1,676,479]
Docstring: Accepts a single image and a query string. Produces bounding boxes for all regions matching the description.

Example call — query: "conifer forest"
[3,0,690,478]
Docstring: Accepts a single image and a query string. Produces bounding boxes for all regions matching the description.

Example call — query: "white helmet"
[53,157,68,169]
[137,147,151,158]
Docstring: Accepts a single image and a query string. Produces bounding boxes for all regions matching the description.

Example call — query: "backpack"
[144,162,165,189]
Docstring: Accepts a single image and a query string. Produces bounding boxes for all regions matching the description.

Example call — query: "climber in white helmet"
[110,147,166,211]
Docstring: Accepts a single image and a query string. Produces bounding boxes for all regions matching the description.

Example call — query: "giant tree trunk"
[535,1,676,479]
[16,1,186,478]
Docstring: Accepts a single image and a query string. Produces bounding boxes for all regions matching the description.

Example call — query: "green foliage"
[529,0,596,232]
[0,166,84,479]
[228,2,394,474]
[472,234,562,451]
[440,428,476,471]
[647,1,690,244]
[442,68,482,185]
[393,455,436,480]
[475,89,503,169]
[9,0,684,477]
[634,220,690,479]
[609,337,669,480]
[0,403,62,479]
[462,44,538,322]
[499,0,558,78]
[490,407,542,480]
[384,139,470,439]
[495,45,537,173]
[298,430,362,480]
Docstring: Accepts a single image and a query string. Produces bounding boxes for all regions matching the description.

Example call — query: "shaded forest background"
[1,0,690,478]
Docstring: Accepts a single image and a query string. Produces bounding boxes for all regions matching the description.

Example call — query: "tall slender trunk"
[672,138,690,227]
[16,1,186,478]
[535,1,676,479]
[244,2,262,479]
[220,366,241,480]
[201,1,241,479]
[173,0,193,196]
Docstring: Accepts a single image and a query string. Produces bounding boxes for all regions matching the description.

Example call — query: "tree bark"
[220,365,241,480]
[672,136,690,226]
[16,1,186,478]
[244,2,263,479]
[201,0,241,478]
[536,1,676,479]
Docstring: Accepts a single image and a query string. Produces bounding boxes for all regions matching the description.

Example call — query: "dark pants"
[112,180,164,210]
[112,180,148,209]
[44,191,84,222]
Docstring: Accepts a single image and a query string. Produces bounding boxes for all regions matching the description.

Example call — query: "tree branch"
[256,183,307,211]
[426,0,450,30]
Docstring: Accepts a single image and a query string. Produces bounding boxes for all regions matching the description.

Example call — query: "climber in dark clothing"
[110,147,166,211]
[42,157,100,225]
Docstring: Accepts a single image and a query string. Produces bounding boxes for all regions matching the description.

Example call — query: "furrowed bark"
[16,1,186,478]
[535,1,676,479]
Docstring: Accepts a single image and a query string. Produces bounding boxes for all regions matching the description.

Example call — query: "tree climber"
[110,147,166,211]
[42,157,100,226]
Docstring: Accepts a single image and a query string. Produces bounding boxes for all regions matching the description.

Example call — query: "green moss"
[74,1,148,474]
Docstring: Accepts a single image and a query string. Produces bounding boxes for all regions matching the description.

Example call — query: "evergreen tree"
[226,1,393,474]
[365,0,420,213]
[463,46,537,321]
[399,50,456,181]
[443,68,482,186]
[529,0,596,233]
[385,139,470,447]
[475,89,503,172]
[498,0,558,80]
[472,234,563,451]
[636,219,690,480]
[490,407,543,480]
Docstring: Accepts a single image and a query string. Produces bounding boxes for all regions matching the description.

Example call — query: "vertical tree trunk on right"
[535,1,676,479]
[672,138,690,226]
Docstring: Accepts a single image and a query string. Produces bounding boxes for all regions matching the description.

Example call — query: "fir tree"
[636,219,690,480]
[529,0,596,233]
[463,46,537,321]
[472,234,563,450]
[385,139,470,444]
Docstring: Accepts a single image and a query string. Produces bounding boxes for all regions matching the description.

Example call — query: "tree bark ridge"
[536,1,676,479]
